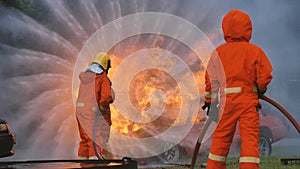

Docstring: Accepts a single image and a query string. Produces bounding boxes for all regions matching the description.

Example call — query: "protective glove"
[258,93,264,99]
[111,88,115,103]
[201,102,211,115]
[259,89,267,95]
[256,102,262,110]
[256,84,267,99]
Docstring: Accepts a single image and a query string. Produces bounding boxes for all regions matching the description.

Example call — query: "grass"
[141,156,300,169]
[227,157,300,169]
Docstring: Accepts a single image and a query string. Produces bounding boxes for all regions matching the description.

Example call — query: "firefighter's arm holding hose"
[254,49,300,133]
[97,76,114,126]
[202,51,220,115]
[255,49,273,98]
[254,51,300,133]
[99,81,114,113]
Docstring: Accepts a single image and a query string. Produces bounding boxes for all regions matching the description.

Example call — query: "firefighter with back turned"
[202,9,273,169]
[75,52,114,160]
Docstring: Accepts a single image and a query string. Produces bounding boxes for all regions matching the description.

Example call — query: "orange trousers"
[77,117,110,158]
[207,103,260,169]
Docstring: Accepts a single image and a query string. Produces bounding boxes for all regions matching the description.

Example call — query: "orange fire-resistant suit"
[76,71,113,159]
[205,10,273,169]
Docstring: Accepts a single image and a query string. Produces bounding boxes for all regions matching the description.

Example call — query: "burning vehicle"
[102,34,290,163]
[109,102,289,163]
[0,119,16,158]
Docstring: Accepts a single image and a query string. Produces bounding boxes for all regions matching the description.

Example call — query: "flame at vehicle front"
[108,34,207,138]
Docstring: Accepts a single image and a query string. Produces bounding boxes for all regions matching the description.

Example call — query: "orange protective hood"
[222,9,252,42]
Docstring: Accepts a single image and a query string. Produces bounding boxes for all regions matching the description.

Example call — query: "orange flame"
[107,35,207,136]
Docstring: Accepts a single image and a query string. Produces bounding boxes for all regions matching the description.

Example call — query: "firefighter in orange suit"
[75,52,114,159]
[202,10,273,169]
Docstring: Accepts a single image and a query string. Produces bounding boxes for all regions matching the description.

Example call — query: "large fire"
[108,34,207,137]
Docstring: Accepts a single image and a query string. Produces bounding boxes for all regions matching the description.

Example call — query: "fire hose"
[190,101,219,169]
[260,95,300,133]
[190,95,300,169]
[93,109,105,160]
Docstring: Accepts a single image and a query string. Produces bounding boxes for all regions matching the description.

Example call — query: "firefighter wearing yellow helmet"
[88,52,111,72]
[75,52,114,159]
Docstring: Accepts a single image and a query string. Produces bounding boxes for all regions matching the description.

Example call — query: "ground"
[141,157,300,169]
[141,135,300,169]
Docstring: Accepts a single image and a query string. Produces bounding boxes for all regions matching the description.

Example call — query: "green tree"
[0,0,45,21]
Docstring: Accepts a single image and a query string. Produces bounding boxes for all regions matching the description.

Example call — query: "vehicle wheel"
[158,142,180,163]
[259,136,272,156]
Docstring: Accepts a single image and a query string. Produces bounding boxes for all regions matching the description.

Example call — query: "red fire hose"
[260,95,300,133]
[93,110,105,160]
[190,117,213,169]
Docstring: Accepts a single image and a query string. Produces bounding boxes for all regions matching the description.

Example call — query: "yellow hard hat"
[88,52,111,70]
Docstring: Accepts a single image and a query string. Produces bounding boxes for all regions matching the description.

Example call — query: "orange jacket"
[205,9,273,104]
[76,71,113,115]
